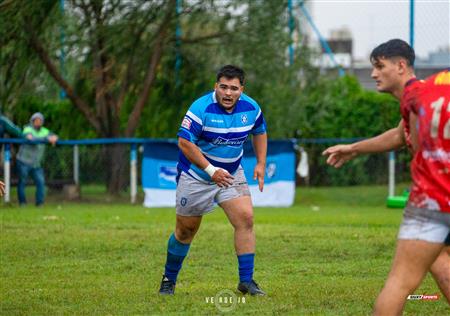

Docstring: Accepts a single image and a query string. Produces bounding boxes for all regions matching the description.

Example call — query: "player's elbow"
[178,137,192,152]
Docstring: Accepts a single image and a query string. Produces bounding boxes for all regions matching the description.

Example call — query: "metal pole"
[175,0,182,86]
[130,144,137,204]
[409,0,414,49]
[59,0,66,99]
[298,0,345,77]
[288,0,294,65]
[4,144,11,203]
[388,151,395,197]
[73,145,79,185]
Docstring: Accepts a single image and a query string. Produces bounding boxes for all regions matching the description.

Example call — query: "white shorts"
[176,168,251,216]
[398,205,450,243]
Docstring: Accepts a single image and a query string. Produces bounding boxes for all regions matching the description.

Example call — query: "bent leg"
[220,196,255,255]
[373,240,443,316]
[164,215,202,283]
[221,196,256,283]
[174,214,202,244]
[430,245,450,304]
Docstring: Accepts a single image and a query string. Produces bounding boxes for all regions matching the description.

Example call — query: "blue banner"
[142,140,296,207]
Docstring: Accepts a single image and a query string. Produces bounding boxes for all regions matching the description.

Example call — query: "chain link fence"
[1,139,413,204]
[1,141,139,204]
[297,142,411,193]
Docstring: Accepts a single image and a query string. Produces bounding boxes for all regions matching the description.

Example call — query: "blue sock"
[164,233,190,283]
[237,253,254,283]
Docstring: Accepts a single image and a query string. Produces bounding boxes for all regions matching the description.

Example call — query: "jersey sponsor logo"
[212,135,247,147]
[211,119,224,123]
[241,114,248,124]
[422,149,450,163]
[181,117,192,130]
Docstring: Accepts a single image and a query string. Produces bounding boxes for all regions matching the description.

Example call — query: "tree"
[1,0,233,193]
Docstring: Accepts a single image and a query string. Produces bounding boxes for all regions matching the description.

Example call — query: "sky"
[309,0,450,61]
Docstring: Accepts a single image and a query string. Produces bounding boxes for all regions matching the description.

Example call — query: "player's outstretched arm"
[0,180,5,196]
[177,137,233,187]
[322,121,406,168]
[252,133,267,192]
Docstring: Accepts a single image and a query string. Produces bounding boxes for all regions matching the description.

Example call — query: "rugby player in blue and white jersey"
[159,65,267,296]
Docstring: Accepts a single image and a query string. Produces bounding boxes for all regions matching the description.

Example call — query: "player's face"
[215,77,243,111]
[371,58,402,94]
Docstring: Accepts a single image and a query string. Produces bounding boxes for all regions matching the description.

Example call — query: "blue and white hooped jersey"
[177,91,266,182]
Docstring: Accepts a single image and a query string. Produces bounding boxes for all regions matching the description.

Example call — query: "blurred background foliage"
[0,0,403,188]
[1,0,401,138]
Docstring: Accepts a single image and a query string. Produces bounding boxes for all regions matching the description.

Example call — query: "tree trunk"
[105,144,128,195]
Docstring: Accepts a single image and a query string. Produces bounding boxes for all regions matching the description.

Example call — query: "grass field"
[1,185,448,315]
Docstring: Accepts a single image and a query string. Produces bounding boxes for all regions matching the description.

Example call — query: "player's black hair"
[217,65,245,85]
[370,39,415,66]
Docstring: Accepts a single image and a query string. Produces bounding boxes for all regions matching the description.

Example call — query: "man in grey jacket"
[16,112,58,206]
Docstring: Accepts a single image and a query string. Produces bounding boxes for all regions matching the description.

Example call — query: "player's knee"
[237,212,253,230]
[175,226,197,242]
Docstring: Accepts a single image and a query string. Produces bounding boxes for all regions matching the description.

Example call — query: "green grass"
[1,186,448,315]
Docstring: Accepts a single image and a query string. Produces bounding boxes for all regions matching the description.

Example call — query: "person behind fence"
[322,39,450,313]
[16,112,58,206]
[158,65,268,296]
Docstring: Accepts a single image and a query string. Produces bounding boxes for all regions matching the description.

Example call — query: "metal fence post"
[73,145,79,185]
[388,151,395,197]
[130,144,137,204]
[4,144,11,203]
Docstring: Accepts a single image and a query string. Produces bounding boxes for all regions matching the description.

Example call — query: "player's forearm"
[352,127,405,154]
[178,137,210,169]
[252,133,267,165]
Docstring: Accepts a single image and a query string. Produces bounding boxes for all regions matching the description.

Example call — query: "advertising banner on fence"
[142,140,295,207]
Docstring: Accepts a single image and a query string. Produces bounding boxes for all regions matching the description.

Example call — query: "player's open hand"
[0,180,5,197]
[211,168,234,188]
[322,144,357,168]
[253,162,265,192]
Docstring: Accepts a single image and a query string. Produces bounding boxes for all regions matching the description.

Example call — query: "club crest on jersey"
[241,114,248,124]
[212,135,247,147]
[181,116,192,130]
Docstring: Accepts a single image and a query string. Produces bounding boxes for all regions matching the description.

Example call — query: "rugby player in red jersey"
[322,39,450,314]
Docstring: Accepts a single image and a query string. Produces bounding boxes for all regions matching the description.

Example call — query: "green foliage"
[12,96,95,139]
[2,0,401,142]
[2,0,409,187]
